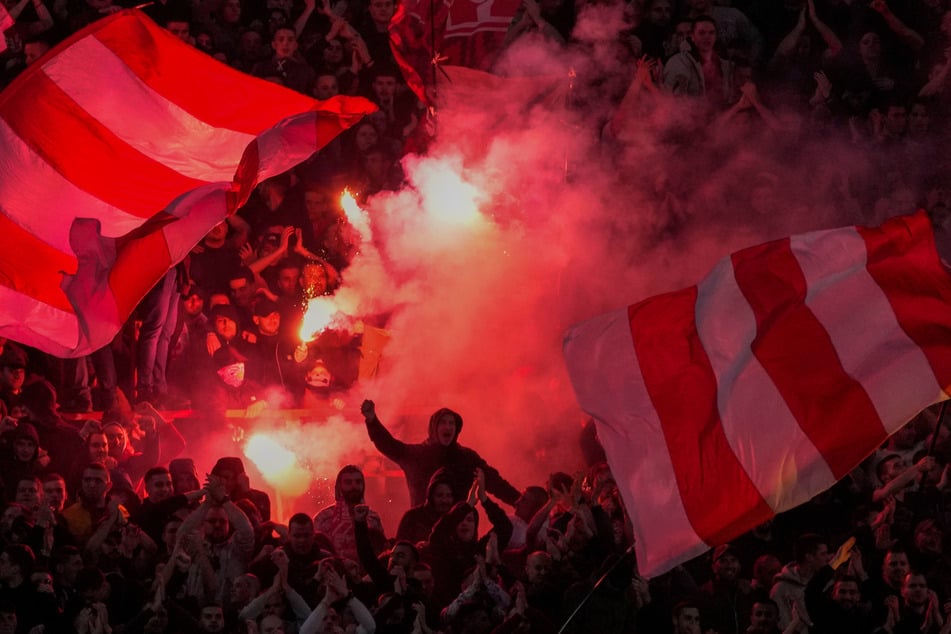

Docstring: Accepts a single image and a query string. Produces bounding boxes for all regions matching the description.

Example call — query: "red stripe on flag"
[732,239,887,479]
[1,71,206,218]
[314,97,379,145]
[93,12,317,135]
[109,229,172,321]
[0,210,76,313]
[229,139,260,215]
[628,287,773,546]
[859,214,951,393]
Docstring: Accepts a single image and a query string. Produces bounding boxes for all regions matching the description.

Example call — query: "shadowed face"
[691,21,716,55]
[272,28,297,58]
[455,511,476,541]
[435,414,456,446]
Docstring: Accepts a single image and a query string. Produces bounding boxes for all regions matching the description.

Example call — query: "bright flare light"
[415,159,483,227]
[244,433,311,497]
[299,296,338,342]
[340,188,371,240]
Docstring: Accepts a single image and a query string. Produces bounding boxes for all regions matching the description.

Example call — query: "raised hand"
[361,399,376,420]
[205,474,228,504]
[813,71,831,100]
[324,565,349,601]
[271,547,290,585]
[474,467,487,503]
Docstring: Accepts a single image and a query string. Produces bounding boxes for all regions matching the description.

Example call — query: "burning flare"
[415,157,482,227]
[299,296,339,342]
[341,188,371,241]
[244,433,311,497]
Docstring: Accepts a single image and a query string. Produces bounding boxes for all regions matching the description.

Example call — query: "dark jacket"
[427,500,513,610]
[365,408,520,508]
[396,468,455,544]
[804,565,877,634]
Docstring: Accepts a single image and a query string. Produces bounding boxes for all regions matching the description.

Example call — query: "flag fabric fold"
[563,212,951,578]
[0,5,13,54]
[388,0,523,104]
[0,9,377,357]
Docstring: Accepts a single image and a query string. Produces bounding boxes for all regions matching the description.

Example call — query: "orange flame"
[340,188,371,240]
[243,433,311,497]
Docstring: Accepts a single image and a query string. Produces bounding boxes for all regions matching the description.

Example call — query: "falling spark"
[244,433,312,497]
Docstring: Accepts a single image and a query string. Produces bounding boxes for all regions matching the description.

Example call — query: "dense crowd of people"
[2,0,951,631]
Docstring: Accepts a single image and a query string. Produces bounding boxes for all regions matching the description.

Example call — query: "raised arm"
[361,400,411,462]
[25,0,54,35]
[474,470,514,550]
[353,504,391,590]
[608,56,660,139]
[807,0,842,58]
[249,227,294,276]
[871,0,923,53]
[295,0,316,37]
[873,456,934,503]
[771,7,808,62]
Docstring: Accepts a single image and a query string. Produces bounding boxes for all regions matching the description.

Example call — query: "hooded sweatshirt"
[396,468,454,543]
[770,562,813,631]
[313,465,384,563]
[365,408,520,508]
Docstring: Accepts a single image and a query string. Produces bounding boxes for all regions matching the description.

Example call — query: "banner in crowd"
[0,9,376,358]
[390,0,521,102]
[563,212,951,577]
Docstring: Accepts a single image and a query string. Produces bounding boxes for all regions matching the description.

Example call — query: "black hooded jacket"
[365,407,520,508]
[396,468,454,543]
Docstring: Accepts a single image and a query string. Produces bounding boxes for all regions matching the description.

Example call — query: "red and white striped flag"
[0,10,376,358]
[563,212,951,578]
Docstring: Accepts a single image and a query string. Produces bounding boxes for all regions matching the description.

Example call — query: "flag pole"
[428,0,439,136]
[928,400,948,456]
[563,68,575,184]
[557,543,636,634]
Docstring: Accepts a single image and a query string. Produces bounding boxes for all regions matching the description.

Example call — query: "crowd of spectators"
[2,0,951,632]
[6,325,951,634]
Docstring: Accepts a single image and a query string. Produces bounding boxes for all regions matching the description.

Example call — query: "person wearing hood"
[313,465,385,564]
[17,380,84,479]
[427,469,513,611]
[0,423,45,497]
[396,467,456,544]
[169,458,202,496]
[769,533,829,632]
[212,457,271,522]
[361,400,521,508]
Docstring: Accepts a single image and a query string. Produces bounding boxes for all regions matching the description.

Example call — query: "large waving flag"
[563,212,951,578]
[0,10,376,357]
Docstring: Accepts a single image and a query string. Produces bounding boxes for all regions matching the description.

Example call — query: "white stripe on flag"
[160,184,231,262]
[563,308,708,577]
[255,115,321,180]
[43,36,256,183]
[695,258,836,512]
[0,118,145,252]
[0,285,79,354]
[792,228,947,433]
